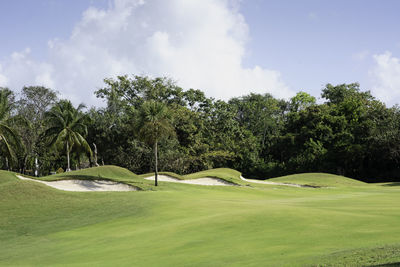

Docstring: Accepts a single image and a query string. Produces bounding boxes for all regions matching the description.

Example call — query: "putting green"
[1,167,400,266]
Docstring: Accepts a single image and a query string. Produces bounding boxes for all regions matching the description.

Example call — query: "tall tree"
[95,75,185,109]
[137,101,175,186]
[16,86,58,174]
[229,93,284,150]
[44,100,92,172]
[289,91,316,112]
[0,89,22,169]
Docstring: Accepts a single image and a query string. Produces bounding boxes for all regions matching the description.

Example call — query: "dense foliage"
[3,77,400,182]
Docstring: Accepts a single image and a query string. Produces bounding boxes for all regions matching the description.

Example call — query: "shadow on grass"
[381,182,400,187]
[368,263,400,267]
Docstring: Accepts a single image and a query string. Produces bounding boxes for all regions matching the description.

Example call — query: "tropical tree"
[0,89,22,169]
[289,91,316,112]
[137,101,175,186]
[44,100,92,172]
[16,86,58,174]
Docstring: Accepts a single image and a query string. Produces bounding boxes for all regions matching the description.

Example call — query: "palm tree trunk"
[77,155,81,170]
[93,143,99,167]
[66,141,71,172]
[35,157,39,177]
[89,153,93,168]
[23,155,27,174]
[154,142,158,186]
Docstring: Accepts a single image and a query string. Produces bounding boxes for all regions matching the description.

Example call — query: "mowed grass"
[2,167,400,266]
[184,167,245,185]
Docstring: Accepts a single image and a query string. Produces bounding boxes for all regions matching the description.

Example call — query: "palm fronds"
[44,100,92,171]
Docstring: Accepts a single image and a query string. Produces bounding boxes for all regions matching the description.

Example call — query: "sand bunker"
[240,175,318,188]
[145,175,233,186]
[16,175,137,192]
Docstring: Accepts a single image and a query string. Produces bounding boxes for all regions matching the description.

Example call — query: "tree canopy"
[4,75,400,182]
[44,100,92,172]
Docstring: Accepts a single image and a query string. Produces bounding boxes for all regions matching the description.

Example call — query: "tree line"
[2,75,400,182]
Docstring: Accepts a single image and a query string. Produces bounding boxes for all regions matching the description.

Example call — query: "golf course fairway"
[1,167,400,266]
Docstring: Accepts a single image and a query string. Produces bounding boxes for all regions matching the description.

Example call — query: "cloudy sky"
[1,0,400,106]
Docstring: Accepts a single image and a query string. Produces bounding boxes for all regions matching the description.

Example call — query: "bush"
[243,160,285,179]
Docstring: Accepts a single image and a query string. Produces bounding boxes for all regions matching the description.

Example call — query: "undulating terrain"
[1,166,400,266]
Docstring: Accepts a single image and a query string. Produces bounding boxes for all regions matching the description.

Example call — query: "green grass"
[138,171,185,180]
[311,243,400,266]
[140,168,246,185]
[268,172,366,187]
[184,167,245,185]
[39,165,154,190]
[2,167,400,266]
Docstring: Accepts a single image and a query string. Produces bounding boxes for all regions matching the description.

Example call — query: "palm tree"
[137,101,175,186]
[44,100,92,172]
[0,89,22,169]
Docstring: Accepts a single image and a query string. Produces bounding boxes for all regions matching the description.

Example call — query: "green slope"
[0,170,20,185]
[140,168,245,185]
[3,168,400,266]
[41,165,138,181]
[184,167,243,184]
[268,172,366,187]
[138,171,185,180]
[38,165,154,190]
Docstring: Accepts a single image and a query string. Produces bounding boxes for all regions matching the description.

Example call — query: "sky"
[1,0,400,107]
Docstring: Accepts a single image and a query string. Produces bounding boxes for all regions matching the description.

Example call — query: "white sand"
[16,175,137,192]
[145,175,233,186]
[239,175,308,188]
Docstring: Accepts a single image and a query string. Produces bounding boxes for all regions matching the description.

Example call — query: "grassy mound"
[41,165,138,181]
[39,165,153,190]
[268,172,366,187]
[18,166,367,189]
[138,171,185,180]
[139,168,245,185]
[0,170,20,185]
[184,168,244,185]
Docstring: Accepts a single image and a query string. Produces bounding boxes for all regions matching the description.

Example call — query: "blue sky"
[0,0,107,60]
[241,0,400,101]
[1,0,400,106]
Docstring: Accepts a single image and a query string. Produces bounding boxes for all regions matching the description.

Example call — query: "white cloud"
[0,47,55,91]
[370,51,400,105]
[0,0,293,106]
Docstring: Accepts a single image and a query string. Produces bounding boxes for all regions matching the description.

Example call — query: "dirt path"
[16,175,137,192]
[144,175,234,186]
